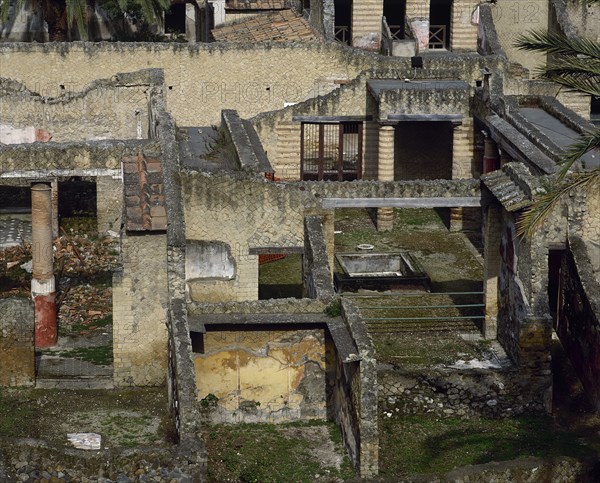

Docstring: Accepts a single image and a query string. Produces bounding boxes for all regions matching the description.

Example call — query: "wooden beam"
[322,197,481,209]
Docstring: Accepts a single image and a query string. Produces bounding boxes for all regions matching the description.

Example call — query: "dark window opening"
[429,0,452,49]
[165,3,186,35]
[548,249,565,323]
[301,122,363,181]
[190,331,205,353]
[334,0,352,44]
[383,0,406,39]
[591,95,600,124]
[58,179,96,218]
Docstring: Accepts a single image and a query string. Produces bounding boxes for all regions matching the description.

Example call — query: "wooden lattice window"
[300,122,363,181]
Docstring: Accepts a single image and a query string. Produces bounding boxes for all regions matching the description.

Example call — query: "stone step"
[35,377,113,390]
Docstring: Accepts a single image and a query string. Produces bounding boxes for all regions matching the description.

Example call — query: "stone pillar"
[451,119,474,231]
[31,183,57,348]
[483,204,502,339]
[210,0,226,27]
[377,124,395,231]
[186,3,198,43]
[50,179,59,239]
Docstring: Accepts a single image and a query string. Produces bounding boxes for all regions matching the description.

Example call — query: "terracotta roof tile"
[212,10,320,43]
[226,0,288,10]
[122,153,167,231]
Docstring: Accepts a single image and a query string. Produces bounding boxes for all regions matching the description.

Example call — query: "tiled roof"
[123,153,167,231]
[226,0,288,10]
[212,10,319,43]
[481,164,534,212]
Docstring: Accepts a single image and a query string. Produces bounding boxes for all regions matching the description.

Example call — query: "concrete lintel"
[249,246,304,255]
[322,197,481,209]
[387,114,463,123]
[1,168,122,179]
[292,115,373,123]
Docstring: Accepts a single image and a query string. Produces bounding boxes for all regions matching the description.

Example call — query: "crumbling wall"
[0,74,151,142]
[0,297,34,387]
[379,364,547,418]
[112,233,169,386]
[303,215,335,299]
[556,237,600,411]
[495,209,553,411]
[183,172,480,301]
[195,327,328,423]
[0,43,492,128]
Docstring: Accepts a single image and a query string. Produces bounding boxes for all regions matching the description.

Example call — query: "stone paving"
[0,217,32,248]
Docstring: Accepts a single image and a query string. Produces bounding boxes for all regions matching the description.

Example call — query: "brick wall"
[450,0,479,51]
[352,0,383,50]
[112,233,169,386]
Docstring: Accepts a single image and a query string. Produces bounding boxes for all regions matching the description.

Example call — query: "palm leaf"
[556,129,600,180]
[515,30,600,59]
[516,168,600,239]
[66,0,89,40]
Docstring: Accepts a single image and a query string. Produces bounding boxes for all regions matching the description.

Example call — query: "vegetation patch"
[57,345,113,366]
[379,414,597,479]
[258,254,303,299]
[202,421,355,482]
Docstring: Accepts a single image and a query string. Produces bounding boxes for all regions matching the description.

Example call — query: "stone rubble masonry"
[303,215,336,299]
[379,363,547,420]
[0,75,150,143]
[183,171,480,301]
[112,233,169,387]
[556,237,600,411]
[96,175,123,234]
[340,299,378,478]
[0,42,491,130]
[0,298,35,387]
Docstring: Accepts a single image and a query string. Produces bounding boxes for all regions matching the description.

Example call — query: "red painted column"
[482,133,500,173]
[31,183,57,348]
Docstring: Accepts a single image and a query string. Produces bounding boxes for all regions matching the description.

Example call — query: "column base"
[377,208,394,232]
[34,292,57,348]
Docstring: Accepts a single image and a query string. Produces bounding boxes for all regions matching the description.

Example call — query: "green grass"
[203,421,355,482]
[379,414,597,478]
[0,388,38,438]
[58,345,113,366]
[258,254,303,299]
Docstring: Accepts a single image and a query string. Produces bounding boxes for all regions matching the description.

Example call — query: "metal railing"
[428,24,447,49]
[334,25,350,45]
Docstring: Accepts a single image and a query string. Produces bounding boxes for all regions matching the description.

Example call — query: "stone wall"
[0,42,496,129]
[556,237,600,411]
[490,0,549,72]
[112,233,169,386]
[0,74,150,143]
[252,62,484,180]
[0,297,34,387]
[183,171,480,301]
[0,42,392,127]
[379,364,547,419]
[412,456,596,483]
[352,0,383,50]
[195,326,328,423]
[303,215,335,299]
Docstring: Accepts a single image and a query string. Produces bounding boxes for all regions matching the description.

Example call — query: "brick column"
[377,124,395,231]
[483,204,502,339]
[451,119,474,231]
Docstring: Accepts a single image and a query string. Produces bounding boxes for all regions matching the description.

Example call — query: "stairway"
[346,291,484,334]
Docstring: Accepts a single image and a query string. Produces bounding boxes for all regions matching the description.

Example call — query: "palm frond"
[66,0,88,41]
[514,30,600,59]
[1,0,26,23]
[548,76,600,97]
[556,128,600,180]
[517,168,600,239]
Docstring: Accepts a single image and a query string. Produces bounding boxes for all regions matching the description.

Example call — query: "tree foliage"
[1,0,170,41]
